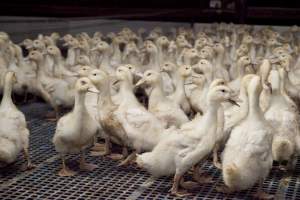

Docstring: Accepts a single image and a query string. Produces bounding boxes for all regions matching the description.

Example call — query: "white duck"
[221,75,273,199]
[0,71,34,170]
[88,69,129,160]
[137,81,237,196]
[52,77,99,176]
[114,66,165,165]
[264,67,300,171]
[228,56,253,93]
[28,50,75,119]
[135,70,189,128]
[161,63,192,114]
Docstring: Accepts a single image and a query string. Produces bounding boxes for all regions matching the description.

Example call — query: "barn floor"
[0,102,299,199]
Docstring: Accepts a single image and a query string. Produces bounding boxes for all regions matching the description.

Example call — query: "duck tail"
[272,138,293,161]
[0,138,17,164]
[224,163,240,186]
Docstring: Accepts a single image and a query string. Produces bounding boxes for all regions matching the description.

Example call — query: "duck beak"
[135,78,146,88]
[266,82,273,94]
[67,73,80,77]
[87,87,100,94]
[227,99,240,107]
[112,80,120,85]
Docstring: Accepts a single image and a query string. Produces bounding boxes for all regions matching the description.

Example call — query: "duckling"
[221,75,273,199]
[0,71,34,170]
[137,81,238,197]
[264,68,300,171]
[88,69,129,160]
[53,77,99,176]
[135,70,188,128]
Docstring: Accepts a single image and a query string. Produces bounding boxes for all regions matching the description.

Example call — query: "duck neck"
[149,52,160,71]
[119,81,140,105]
[248,89,262,119]
[215,51,224,68]
[112,42,121,60]
[1,78,15,109]
[73,91,86,114]
[203,101,220,127]
[237,64,246,80]
[98,84,114,107]
[149,82,166,109]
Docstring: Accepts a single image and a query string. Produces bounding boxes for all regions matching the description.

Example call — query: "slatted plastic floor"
[0,102,300,199]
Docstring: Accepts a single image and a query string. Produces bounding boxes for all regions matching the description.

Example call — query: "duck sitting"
[0,71,34,170]
[135,70,189,128]
[264,67,300,171]
[88,69,129,160]
[52,77,99,176]
[221,75,273,199]
[137,81,238,197]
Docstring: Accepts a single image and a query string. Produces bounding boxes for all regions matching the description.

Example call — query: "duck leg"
[90,137,111,156]
[213,143,222,169]
[58,155,77,177]
[21,148,35,171]
[253,180,274,200]
[193,164,213,184]
[170,173,192,197]
[108,146,127,161]
[118,151,137,166]
[79,152,98,171]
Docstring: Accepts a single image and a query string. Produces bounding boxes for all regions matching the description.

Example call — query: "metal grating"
[0,102,300,199]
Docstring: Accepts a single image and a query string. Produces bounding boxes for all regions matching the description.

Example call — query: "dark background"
[1,0,300,25]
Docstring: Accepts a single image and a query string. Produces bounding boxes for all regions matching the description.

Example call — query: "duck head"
[161,62,177,73]
[88,69,109,90]
[77,65,93,77]
[135,70,161,88]
[207,83,238,107]
[178,65,192,79]
[115,66,134,85]
[46,45,61,57]
[75,77,99,94]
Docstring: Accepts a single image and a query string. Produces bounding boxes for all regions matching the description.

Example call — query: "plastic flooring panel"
[0,102,299,199]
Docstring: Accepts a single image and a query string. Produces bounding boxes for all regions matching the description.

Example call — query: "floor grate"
[0,102,299,199]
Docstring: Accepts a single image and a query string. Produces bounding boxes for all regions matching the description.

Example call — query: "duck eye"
[147,73,152,76]
[81,80,87,85]
[128,67,132,69]
[221,89,225,93]
[93,73,97,76]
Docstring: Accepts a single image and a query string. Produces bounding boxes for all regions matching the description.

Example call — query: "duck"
[166,64,193,115]
[136,81,238,197]
[110,35,126,69]
[46,45,78,85]
[114,66,165,165]
[52,77,99,176]
[27,50,75,119]
[135,70,189,128]
[221,75,273,199]
[0,71,34,170]
[213,43,230,81]
[88,69,129,160]
[91,41,114,75]
[228,56,253,93]
[264,67,300,171]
